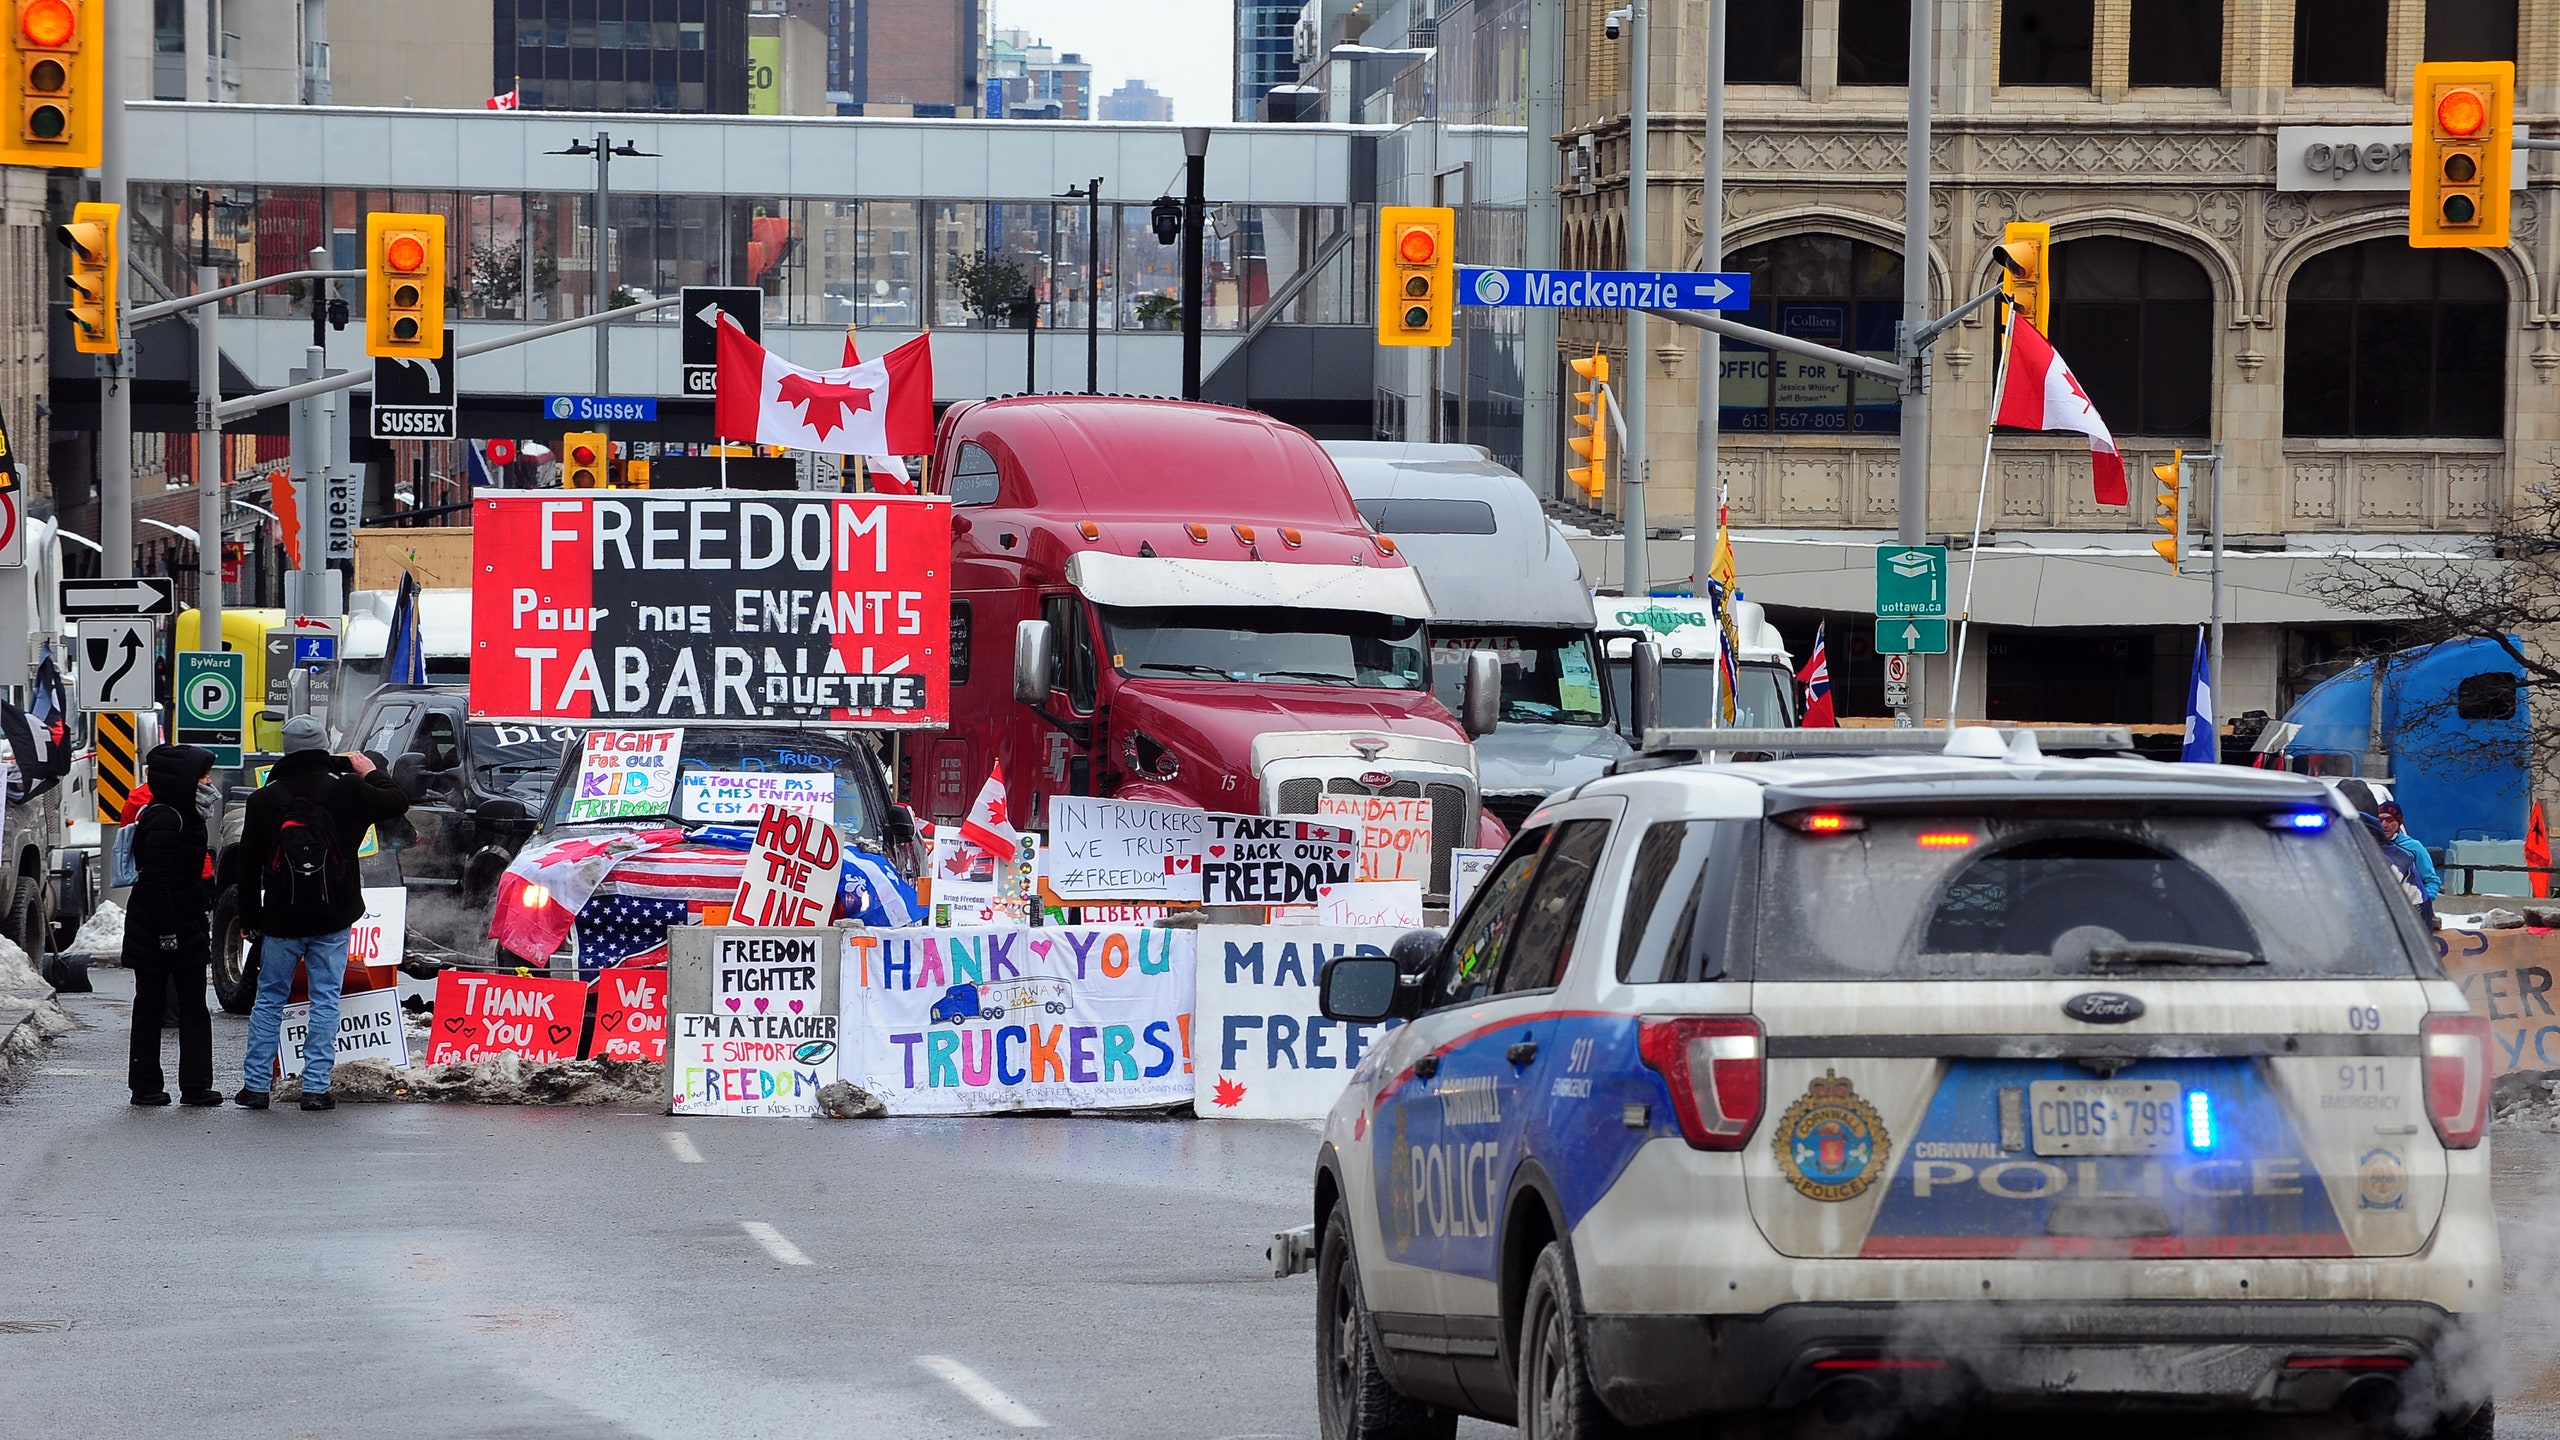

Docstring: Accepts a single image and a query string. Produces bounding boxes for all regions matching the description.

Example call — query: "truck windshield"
[1429,628,1606,725]
[468,722,578,794]
[1607,659,1795,728]
[1099,605,1427,690]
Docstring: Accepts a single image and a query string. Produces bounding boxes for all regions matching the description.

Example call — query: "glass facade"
[495,0,749,114]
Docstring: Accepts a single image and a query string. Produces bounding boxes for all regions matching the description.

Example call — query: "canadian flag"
[1994,314,2126,506]
[957,762,1020,860]
[486,88,520,110]
[841,330,915,495]
[713,313,934,456]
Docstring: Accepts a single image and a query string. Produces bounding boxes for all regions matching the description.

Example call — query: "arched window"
[2284,239,2506,438]
[2046,237,2212,437]
[1720,234,1903,434]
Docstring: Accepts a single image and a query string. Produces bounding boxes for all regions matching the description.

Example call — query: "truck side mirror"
[1012,620,1055,708]
[1630,641,1662,746]
[1462,650,1501,739]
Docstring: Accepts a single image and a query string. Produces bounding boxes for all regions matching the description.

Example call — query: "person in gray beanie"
[234,715,409,1112]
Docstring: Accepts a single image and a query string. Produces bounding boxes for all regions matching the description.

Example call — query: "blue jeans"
[242,931,352,1094]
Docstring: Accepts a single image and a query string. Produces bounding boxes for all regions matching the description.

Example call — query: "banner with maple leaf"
[713,313,934,457]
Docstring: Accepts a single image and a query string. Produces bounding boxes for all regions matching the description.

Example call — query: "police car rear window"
[1756,811,2428,981]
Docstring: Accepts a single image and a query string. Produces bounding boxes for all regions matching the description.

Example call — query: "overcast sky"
[985,0,1237,124]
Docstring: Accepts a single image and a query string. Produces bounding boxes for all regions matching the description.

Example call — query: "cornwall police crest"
[1775,1070,1890,1202]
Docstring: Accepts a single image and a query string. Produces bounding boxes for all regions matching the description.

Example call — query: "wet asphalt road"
[2,968,2556,1440]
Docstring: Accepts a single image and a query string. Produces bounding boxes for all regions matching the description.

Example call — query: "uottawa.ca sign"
[469,491,951,726]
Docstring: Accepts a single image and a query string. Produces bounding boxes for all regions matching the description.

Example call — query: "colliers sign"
[2276,125,2532,192]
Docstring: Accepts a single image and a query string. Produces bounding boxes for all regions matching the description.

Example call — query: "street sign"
[94,711,139,822]
[61,576,176,619]
[1457,266,1752,311]
[1875,544,1949,618]
[1874,618,1949,656]
[682,285,764,396]
[175,651,247,768]
[1884,655,1910,686]
[293,635,338,666]
[0,491,21,569]
[76,618,156,709]
[544,394,660,424]
[371,334,459,440]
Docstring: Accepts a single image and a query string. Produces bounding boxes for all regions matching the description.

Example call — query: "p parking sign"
[175,652,247,768]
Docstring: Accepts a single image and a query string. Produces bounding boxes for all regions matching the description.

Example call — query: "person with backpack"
[235,715,410,1112]
[123,743,222,1106]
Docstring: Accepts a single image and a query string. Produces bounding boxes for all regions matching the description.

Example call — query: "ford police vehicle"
[1306,726,2497,1440]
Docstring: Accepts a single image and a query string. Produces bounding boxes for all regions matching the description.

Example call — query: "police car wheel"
[1315,1203,1454,1440]
[1517,1243,1621,1440]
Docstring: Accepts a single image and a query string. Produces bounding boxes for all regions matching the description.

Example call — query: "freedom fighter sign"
[468,491,950,725]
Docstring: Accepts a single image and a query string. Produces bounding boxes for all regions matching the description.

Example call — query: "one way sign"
[61,576,176,618]
[373,333,459,440]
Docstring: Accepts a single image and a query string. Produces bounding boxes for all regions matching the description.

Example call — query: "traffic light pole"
[1895,0,1934,726]
[1621,0,1649,600]
[1692,0,1725,595]
[97,0,130,580]
[196,262,222,651]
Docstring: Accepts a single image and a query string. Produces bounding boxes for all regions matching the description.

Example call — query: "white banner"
[1194,926,1409,1120]
[670,1010,839,1117]
[278,986,408,1078]
[680,770,834,823]
[840,925,1195,1115]
[1046,796,1206,902]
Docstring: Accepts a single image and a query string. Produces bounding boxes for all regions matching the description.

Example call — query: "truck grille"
[1482,792,1543,834]
[1273,776,1470,896]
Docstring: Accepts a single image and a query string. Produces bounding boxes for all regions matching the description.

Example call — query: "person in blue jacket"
[2376,801,2442,930]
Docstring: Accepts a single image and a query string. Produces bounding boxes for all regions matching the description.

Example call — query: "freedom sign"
[1201,814,1357,906]
[1194,926,1408,1120]
[468,491,950,726]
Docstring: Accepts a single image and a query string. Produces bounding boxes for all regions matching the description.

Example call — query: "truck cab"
[2253,636,2527,854]
[1598,595,1797,731]
[917,396,1504,903]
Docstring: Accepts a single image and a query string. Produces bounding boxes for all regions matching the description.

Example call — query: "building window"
[2047,238,2212,437]
[2426,0,2516,60]
[1720,235,1903,435]
[2128,0,2220,87]
[2000,0,2093,86]
[1728,0,1804,85]
[1837,0,1908,85]
[2294,0,2386,86]
[2284,239,2506,439]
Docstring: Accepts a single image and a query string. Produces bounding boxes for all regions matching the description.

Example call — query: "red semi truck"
[908,395,1504,903]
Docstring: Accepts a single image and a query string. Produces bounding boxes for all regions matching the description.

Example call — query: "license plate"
[2028,1080,2185,1157]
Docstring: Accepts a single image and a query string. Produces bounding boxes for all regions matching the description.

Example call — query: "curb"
[0,988,70,1083]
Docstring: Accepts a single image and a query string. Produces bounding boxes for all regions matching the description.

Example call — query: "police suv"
[1308,725,2497,1440]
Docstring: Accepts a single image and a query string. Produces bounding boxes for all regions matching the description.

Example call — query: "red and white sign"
[590,968,669,1062]
[0,492,22,569]
[486,438,518,465]
[1318,794,1436,885]
[466,491,950,726]
[729,804,842,928]
[425,970,591,1066]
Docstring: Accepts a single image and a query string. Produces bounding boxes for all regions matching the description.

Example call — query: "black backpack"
[266,782,347,912]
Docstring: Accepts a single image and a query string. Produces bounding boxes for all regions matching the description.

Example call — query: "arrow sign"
[75,617,157,709]
[681,285,763,397]
[62,576,176,618]
[1456,266,1753,311]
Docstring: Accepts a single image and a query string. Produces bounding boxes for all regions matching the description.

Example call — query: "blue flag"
[386,571,426,686]
[2181,628,2215,763]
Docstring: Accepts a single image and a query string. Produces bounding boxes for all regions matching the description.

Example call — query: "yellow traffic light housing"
[2411,61,2512,249]
[365,212,447,360]
[1376,205,1455,348]
[1997,221,2050,336]
[2150,448,2185,573]
[1566,350,1611,500]
[56,198,115,355]
[562,432,608,490]
[2,0,101,168]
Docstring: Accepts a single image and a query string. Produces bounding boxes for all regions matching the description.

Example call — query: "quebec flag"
[2181,628,2216,763]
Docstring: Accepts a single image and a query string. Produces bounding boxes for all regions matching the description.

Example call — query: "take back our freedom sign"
[467,491,950,727]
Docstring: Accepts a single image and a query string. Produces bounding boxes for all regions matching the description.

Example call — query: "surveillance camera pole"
[1180,127,1209,401]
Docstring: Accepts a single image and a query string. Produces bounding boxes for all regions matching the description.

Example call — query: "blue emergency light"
[2277,811,2330,832]
[2185,1089,2218,1151]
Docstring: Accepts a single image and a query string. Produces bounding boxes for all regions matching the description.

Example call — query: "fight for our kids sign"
[1193,926,1407,1120]
[564,727,683,822]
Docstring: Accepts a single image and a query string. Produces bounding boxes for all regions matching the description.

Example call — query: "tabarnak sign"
[467,491,951,726]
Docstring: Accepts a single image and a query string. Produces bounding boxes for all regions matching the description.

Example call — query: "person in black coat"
[124,744,221,1106]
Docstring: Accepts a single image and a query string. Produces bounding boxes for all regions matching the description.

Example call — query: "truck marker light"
[1278,527,1303,548]
[1185,522,1209,544]
[1915,832,1973,849]
[1233,525,1256,544]
[2185,1090,2216,1152]
[1374,535,1398,556]
[1076,521,1100,541]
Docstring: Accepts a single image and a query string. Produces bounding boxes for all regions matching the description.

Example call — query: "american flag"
[595,841,748,902]
[575,894,698,976]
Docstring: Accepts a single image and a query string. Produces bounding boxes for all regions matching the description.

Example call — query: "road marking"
[38,1068,118,1076]
[663,1130,704,1163]
[739,1220,811,1266]
[916,1356,1047,1428]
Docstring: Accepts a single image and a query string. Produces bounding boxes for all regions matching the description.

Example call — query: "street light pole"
[593,129,611,393]
[1620,0,1649,599]
[1692,0,1725,595]
[1055,177,1104,394]
[1180,127,1209,402]
[1894,0,1934,725]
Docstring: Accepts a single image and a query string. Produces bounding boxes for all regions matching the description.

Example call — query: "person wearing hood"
[124,744,223,1106]
[234,715,410,1112]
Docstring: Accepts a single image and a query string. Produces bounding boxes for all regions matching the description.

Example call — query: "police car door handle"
[1506,1041,1538,1065]
[1414,1054,1440,1079]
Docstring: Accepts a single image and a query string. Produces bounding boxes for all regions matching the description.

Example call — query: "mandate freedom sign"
[1194,926,1407,1121]
[467,491,951,725]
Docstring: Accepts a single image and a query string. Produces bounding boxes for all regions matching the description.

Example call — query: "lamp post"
[1180,128,1209,401]
[1057,177,1104,394]
[547,132,658,394]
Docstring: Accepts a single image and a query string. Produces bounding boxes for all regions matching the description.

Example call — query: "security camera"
[1604,7,1630,39]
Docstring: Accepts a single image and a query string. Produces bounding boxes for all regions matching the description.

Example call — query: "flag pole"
[1949,294,2015,721]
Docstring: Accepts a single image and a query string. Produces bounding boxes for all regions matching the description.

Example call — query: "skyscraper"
[496,0,750,113]
[1234,1,1298,120]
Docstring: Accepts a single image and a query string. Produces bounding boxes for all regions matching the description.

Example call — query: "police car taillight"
[1637,1016,1764,1150]
[2422,1012,2491,1150]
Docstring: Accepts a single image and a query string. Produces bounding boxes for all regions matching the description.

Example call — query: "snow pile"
[2495,1070,2560,1133]
[0,933,45,992]
[817,1080,886,1118]
[271,1055,667,1106]
[66,902,125,958]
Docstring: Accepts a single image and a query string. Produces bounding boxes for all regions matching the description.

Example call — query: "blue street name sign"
[544,394,660,423]
[1457,266,1752,311]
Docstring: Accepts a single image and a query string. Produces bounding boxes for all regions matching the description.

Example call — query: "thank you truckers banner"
[468,491,951,726]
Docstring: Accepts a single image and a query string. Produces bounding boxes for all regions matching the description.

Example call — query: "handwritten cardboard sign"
[679,770,833,823]
[591,968,669,1062]
[564,727,684,822]
[1194,926,1407,1120]
[275,887,409,1078]
[1449,848,1500,917]
[729,804,842,927]
[1047,796,1207,902]
[1319,794,1435,884]
[2437,925,2560,1073]
[1201,814,1357,906]
[1317,880,1427,928]
[426,971,592,1065]
[712,929,827,1016]
[671,1010,839,1117]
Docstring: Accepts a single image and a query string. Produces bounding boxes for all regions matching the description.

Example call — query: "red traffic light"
[1396,227,1437,266]
[20,0,77,47]
[570,444,598,465]
[384,234,427,273]
[2436,87,2488,137]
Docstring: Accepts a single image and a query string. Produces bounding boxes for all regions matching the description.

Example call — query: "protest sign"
[1046,796,1207,902]
[564,727,683,822]
[840,925,1196,1114]
[1319,794,1435,884]
[275,887,410,1078]
[729,804,842,927]
[1318,880,1427,928]
[1202,814,1357,906]
[1194,926,1408,1120]
[1450,848,1500,916]
[712,928,830,1013]
[426,971,591,1065]
[2437,925,2560,1074]
[591,967,669,1062]
[468,491,951,726]
[679,770,833,823]
[671,1010,839,1117]
[927,823,999,904]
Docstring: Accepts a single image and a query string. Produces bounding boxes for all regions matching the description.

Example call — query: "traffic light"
[1376,205,1454,348]
[365,211,446,360]
[56,198,114,355]
[1,0,102,170]
[562,432,607,489]
[2411,62,2512,249]
[2150,448,2185,573]
[1566,350,1610,500]
[1996,221,2050,336]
